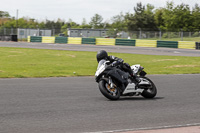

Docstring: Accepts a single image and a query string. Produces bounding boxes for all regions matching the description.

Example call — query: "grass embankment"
[0,47,200,78]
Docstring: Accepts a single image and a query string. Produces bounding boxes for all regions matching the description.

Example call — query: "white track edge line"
[83,123,200,133]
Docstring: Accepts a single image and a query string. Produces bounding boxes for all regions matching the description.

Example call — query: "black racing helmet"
[96,50,108,62]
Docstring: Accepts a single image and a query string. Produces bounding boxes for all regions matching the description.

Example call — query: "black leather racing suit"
[107,55,134,77]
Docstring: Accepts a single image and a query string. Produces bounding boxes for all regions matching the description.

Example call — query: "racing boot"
[130,73,141,84]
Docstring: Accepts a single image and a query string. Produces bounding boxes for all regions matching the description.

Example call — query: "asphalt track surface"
[0,75,200,133]
[0,42,200,133]
[0,41,200,57]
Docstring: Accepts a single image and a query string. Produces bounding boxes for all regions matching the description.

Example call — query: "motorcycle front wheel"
[98,80,120,100]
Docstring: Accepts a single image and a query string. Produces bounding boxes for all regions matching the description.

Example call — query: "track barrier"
[136,40,157,47]
[196,42,200,50]
[27,36,200,50]
[55,37,68,44]
[157,41,178,48]
[115,39,135,46]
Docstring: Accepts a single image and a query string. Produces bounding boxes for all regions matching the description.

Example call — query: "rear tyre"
[140,77,157,99]
[98,80,120,100]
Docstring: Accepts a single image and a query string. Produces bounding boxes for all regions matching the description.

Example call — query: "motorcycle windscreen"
[97,59,106,70]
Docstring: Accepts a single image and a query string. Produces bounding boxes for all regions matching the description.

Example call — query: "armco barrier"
[82,38,96,45]
[135,40,157,47]
[178,41,196,49]
[55,37,68,44]
[115,39,135,46]
[42,37,55,43]
[68,37,82,44]
[96,38,115,46]
[157,41,178,48]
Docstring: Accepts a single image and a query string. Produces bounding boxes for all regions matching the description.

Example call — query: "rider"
[96,50,140,83]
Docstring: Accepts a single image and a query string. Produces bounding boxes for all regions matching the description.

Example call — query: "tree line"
[1,1,200,34]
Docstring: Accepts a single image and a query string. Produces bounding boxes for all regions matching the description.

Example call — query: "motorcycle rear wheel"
[98,80,120,100]
[140,77,157,98]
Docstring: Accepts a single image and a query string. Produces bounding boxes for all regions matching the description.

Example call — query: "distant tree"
[144,4,157,30]
[2,17,35,28]
[111,12,127,31]
[154,8,165,30]
[66,19,80,28]
[162,2,192,31]
[80,18,91,28]
[17,18,29,28]
[126,2,157,31]
[38,22,46,29]
[0,11,11,26]
[61,24,68,36]
[89,14,103,29]
[124,12,135,31]
[45,19,54,29]
[0,11,10,18]
[103,21,112,29]
[173,3,191,31]
[2,2,200,33]
[191,4,200,30]
[2,19,15,28]
[82,18,87,26]
[161,1,174,31]
[132,2,146,29]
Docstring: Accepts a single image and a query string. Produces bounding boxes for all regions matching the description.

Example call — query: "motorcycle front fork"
[108,77,115,89]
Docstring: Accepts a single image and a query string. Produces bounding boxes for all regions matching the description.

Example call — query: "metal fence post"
[181,29,183,41]
[139,28,142,39]
[159,29,162,40]
[52,29,55,36]
[11,28,13,35]
[4,28,6,35]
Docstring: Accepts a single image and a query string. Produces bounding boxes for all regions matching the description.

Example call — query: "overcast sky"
[1,0,197,24]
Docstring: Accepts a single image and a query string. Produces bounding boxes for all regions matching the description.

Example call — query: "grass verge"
[0,47,200,78]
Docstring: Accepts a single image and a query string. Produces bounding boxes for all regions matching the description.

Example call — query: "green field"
[0,47,200,78]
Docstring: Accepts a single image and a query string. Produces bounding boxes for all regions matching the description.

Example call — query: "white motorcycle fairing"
[122,77,151,95]
[123,83,144,95]
[122,65,151,95]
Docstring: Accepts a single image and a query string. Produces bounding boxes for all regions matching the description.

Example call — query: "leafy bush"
[192,32,199,37]
[162,32,179,38]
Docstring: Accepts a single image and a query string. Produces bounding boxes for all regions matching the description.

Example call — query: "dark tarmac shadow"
[118,96,164,101]
[97,96,164,101]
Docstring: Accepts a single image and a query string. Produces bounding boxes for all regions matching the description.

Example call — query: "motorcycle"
[95,59,157,100]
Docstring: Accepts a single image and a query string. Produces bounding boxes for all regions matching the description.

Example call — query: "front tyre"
[98,80,120,100]
[140,77,157,99]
